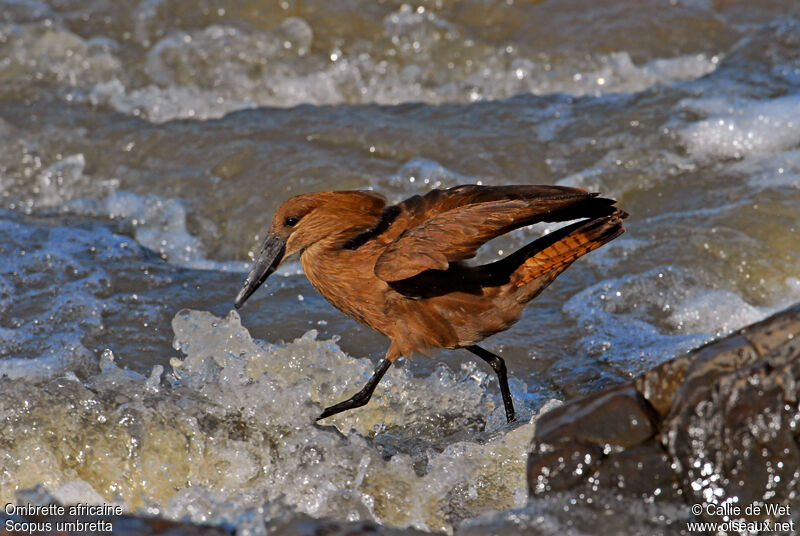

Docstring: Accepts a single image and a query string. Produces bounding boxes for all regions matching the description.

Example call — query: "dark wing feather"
[374,186,617,282]
[391,184,588,230]
[347,185,571,249]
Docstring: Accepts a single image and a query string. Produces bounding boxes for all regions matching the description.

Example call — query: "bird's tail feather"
[509,209,628,303]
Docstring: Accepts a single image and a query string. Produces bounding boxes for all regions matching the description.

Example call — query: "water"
[1,1,799,534]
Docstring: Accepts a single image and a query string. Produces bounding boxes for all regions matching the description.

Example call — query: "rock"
[528,303,800,520]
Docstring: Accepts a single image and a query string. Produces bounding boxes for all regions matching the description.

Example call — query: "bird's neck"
[299,236,381,328]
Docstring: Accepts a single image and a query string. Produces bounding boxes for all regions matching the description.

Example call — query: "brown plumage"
[235,185,627,422]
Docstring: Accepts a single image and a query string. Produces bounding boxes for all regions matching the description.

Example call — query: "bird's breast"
[300,246,391,331]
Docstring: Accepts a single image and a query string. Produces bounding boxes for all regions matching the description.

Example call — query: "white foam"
[730,148,800,189]
[103,47,717,123]
[667,279,800,337]
[50,481,107,506]
[64,191,249,272]
[0,12,716,123]
[8,153,118,213]
[564,267,719,372]
[1,308,547,534]
[85,79,258,124]
[565,267,800,371]
[666,290,767,337]
[0,21,121,86]
[0,353,70,382]
[678,94,800,160]
[32,154,88,208]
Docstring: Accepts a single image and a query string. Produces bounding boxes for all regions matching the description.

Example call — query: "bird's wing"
[392,184,585,229]
[374,185,615,282]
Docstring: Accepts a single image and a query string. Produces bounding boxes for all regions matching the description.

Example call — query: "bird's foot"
[316,390,371,421]
[316,358,393,421]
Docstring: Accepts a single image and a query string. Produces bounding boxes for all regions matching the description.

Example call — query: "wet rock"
[528,303,800,518]
[535,384,657,448]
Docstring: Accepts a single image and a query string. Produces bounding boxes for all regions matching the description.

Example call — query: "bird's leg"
[316,358,393,421]
[466,345,516,423]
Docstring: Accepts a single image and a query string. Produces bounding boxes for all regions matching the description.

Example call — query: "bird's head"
[234,190,384,309]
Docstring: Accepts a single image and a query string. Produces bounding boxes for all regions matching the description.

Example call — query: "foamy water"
[1,1,800,534]
[1,308,543,534]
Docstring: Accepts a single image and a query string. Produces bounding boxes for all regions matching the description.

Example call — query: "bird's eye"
[284,216,299,227]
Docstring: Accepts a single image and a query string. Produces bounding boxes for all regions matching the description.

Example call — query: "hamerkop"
[235,185,627,423]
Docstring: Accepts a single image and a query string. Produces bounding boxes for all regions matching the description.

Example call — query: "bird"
[234,184,627,423]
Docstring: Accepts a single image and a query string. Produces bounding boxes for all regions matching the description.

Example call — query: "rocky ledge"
[528,303,800,523]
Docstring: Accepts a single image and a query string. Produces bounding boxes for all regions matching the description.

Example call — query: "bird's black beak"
[234,234,286,309]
